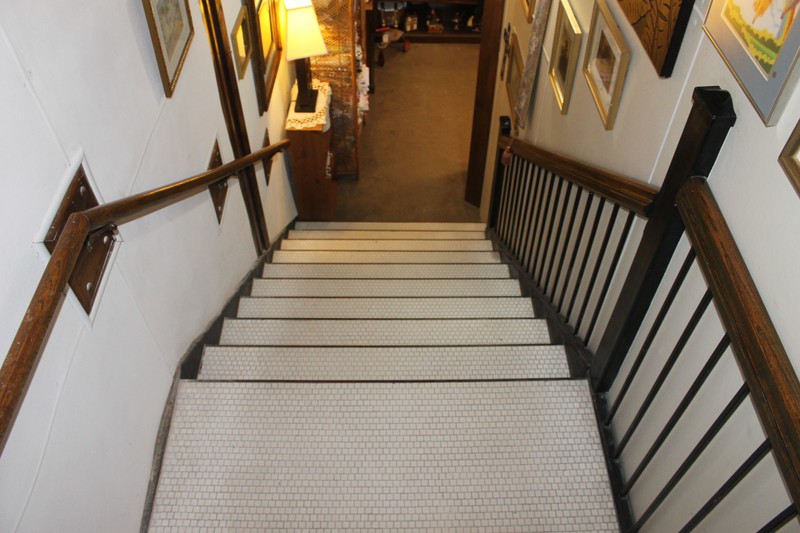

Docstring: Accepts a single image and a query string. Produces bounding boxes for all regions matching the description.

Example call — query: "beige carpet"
[335,43,481,222]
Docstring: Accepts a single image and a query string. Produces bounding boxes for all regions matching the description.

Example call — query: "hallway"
[335,44,482,221]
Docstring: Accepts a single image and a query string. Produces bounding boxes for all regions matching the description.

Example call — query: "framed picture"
[506,33,524,128]
[583,0,630,130]
[521,0,534,23]
[704,0,800,125]
[779,119,800,197]
[232,5,252,80]
[549,0,582,114]
[249,0,282,115]
[142,0,194,97]
[618,0,694,77]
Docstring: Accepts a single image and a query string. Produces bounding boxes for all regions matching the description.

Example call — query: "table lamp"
[285,0,328,113]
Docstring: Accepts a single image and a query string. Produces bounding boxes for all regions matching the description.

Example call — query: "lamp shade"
[284,0,327,61]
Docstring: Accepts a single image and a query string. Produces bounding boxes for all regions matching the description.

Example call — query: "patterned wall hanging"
[514,0,553,129]
[617,0,694,77]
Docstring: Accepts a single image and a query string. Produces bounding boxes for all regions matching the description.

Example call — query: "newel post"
[590,87,737,391]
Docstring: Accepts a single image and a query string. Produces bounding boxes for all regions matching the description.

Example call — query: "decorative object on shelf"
[704,0,800,126]
[521,0,534,23]
[514,0,552,129]
[427,9,444,32]
[779,118,800,197]
[249,0,282,114]
[617,0,694,77]
[583,0,629,130]
[141,0,194,97]
[285,0,328,112]
[506,32,524,128]
[549,0,581,114]
[232,5,252,80]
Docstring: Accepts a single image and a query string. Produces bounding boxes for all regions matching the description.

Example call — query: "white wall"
[0,1,295,531]
[482,0,800,529]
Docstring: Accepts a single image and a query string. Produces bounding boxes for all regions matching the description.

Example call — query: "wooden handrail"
[498,135,658,218]
[677,177,800,511]
[0,139,289,452]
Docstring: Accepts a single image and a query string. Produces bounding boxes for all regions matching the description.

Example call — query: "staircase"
[147,222,619,532]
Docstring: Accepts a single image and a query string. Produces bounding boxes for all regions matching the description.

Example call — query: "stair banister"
[591,86,737,391]
[677,176,800,513]
[0,138,290,454]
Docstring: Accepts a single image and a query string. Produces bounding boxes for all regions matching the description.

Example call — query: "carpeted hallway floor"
[335,43,482,222]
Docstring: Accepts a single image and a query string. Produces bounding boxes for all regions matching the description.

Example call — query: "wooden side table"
[286,96,336,221]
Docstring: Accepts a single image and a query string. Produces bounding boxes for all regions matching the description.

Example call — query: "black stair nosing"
[208,342,560,349]
[190,377,580,384]
[241,296,529,300]
[221,317,548,323]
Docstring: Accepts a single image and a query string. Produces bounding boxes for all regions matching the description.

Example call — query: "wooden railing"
[489,87,800,529]
[0,139,290,453]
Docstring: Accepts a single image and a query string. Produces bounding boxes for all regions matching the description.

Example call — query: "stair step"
[251,278,521,297]
[294,221,486,231]
[199,345,569,380]
[280,239,494,252]
[238,297,535,319]
[219,318,551,346]
[272,250,501,264]
[288,230,487,240]
[262,263,511,278]
[149,380,618,532]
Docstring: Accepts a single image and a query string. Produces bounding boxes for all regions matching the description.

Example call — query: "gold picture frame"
[249,0,283,115]
[549,0,581,114]
[779,119,800,197]
[142,0,194,97]
[521,0,534,23]
[506,33,524,129]
[232,5,252,80]
[583,0,629,130]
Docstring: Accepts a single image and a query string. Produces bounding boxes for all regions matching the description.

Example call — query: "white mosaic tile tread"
[281,239,494,252]
[237,297,535,319]
[294,221,486,231]
[219,318,551,346]
[251,279,521,297]
[272,250,501,264]
[198,345,569,380]
[149,381,618,532]
[288,230,487,240]
[261,263,512,279]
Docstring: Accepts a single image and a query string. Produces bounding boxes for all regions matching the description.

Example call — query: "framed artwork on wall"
[232,5,252,80]
[249,0,282,115]
[549,0,582,114]
[617,0,694,77]
[583,0,630,130]
[506,32,524,128]
[779,119,800,197]
[142,0,194,97]
[704,0,800,126]
[521,0,535,23]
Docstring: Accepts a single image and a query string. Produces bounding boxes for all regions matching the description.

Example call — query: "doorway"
[335,0,503,222]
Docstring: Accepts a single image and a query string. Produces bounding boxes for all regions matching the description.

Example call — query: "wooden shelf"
[405,31,481,44]
[408,0,478,4]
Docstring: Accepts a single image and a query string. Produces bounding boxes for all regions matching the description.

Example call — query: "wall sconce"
[285,0,327,112]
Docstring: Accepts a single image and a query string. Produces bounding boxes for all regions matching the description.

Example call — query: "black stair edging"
[486,227,633,532]
[486,228,591,378]
[139,220,294,533]
[179,222,293,379]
